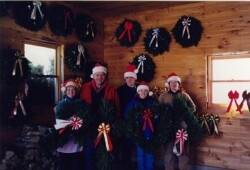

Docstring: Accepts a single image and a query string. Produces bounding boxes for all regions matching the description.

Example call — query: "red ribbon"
[118,21,133,42]
[142,109,154,133]
[173,129,188,156]
[226,90,242,114]
[95,123,113,151]
[64,11,72,30]
[59,116,83,134]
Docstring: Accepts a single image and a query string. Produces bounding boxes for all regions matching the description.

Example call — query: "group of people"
[54,62,196,170]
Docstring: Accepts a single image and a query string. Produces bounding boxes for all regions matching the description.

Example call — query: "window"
[207,52,250,110]
[25,41,63,105]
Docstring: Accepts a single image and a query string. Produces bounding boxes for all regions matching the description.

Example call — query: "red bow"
[142,109,154,133]
[118,21,133,42]
[226,90,242,114]
[95,123,113,151]
[64,11,72,29]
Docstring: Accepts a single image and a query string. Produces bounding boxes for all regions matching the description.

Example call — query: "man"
[158,72,196,170]
[117,64,138,169]
[80,62,119,170]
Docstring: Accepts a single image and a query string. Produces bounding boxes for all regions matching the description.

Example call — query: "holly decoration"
[75,13,97,42]
[115,18,142,47]
[130,54,156,82]
[172,15,203,48]
[65,43,89,73]
[12,1,46,32]
[48,4,74,37]
[143,27,172,56]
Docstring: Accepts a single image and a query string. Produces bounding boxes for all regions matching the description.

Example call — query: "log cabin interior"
[0,1,250,170]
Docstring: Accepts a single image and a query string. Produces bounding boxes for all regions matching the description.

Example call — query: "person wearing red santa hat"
[124,81,156,170]
[80,62,119,170]
[117,64,138,169]
[55,78,85,170]
[158,72,196,170]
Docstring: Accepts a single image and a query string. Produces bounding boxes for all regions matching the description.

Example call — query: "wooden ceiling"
[61,1,196,18]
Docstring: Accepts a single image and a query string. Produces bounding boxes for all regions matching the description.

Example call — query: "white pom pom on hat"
[137,81,153,96]
[165,72,181,87]
[61,79,77,92]
[124,65,137,79]
[90,63,107,78]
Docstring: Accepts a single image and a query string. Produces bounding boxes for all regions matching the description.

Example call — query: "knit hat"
[165,72,181,86]
[124,65,137,79]
[90,63,107,78]
[137,81,153,96]
[61,79,77,92]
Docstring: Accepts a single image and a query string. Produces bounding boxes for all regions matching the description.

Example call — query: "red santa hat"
[137,81,153,96]
[165,72,181,86]
[61,79,77,92]
[90,63,107,78]
[124,65,137,79]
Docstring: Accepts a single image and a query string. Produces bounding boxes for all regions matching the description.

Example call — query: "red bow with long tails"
[173,129,188,156]
[118,21,133,42]
[142,109,154,133]
[226,90,242,114]
[95,123,113,151]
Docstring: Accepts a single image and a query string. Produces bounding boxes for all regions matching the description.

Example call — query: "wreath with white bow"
[115,18,142,47]
[143,27,172,56]
[12,1,46,32]
[75,13,97,42]
[48,4,74,37]
[130,54,156,82]
[172,15,203,48]
[65,43,89,73]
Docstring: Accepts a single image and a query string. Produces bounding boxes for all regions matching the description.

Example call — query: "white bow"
[137,55,146,74]
[30,1,44,20]
[182,17,191,39]
[149,28,159,47]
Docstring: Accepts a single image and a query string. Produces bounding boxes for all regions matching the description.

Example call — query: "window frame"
[207,52,250,109]
[24,39,64,104]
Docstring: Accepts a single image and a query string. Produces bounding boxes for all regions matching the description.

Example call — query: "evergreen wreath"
[75,13,97,42]
[93,99,122,170]
[115,18,142,47]
[143,27,172,56]
[130,53,156,82]
[171,15,203,48]
[12,1,46,32]
[65,43,89,73]
[48,4,74,37]
[170,95,203,142]
[38,99,91,153]
[124,102,172,153]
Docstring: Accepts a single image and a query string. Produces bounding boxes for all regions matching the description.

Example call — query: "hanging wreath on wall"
[48,4,74,37]
[115,18,142,47]
[12,1,46,32]
[65,43,89,73]
[75,13,97,42]
[171,15,203,48]
[143,27,172,56]
[130,53,156,82]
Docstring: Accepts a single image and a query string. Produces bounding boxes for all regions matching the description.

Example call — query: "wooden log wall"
[104,2,250,170]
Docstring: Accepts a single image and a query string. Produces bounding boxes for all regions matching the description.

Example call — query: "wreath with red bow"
[125,102,172,153]
[143,27,172,56]
[12,1,46,32]
[75,13,97,42]
[172,15,203,48]
[115,19,142,47]
[130,53,156,82]
[65,43,89,73]
[48,4,74,37]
